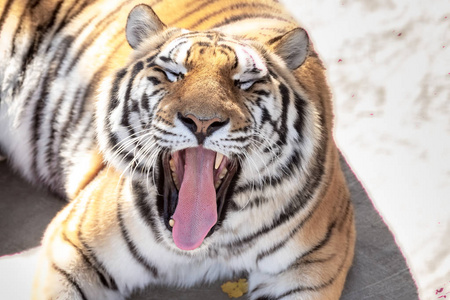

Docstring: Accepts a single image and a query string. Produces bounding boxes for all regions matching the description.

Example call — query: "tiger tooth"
[214,180,222,189]
[172,171,179,189]
[169,159,175,172]
[169,219,175,227]
[215,152,224,169]
[219,167,228,179]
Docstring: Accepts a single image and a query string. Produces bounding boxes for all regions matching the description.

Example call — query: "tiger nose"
[177,112,229,144]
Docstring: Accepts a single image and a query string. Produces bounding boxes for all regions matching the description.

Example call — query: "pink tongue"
[172,146,217,250]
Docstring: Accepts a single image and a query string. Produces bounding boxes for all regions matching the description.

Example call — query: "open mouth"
[161,146,237,250]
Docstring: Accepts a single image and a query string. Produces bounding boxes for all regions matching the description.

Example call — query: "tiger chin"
[0,0,354,299]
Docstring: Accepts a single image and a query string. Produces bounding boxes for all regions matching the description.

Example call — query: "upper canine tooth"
[215,152,224,169]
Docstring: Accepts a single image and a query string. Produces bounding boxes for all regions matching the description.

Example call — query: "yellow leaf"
[221,278,249,298]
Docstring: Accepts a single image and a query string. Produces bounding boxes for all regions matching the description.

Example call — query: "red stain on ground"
[436,286,450,299]
[398,33,402,37]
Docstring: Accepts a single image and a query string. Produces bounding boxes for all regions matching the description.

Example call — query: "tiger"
[0,0,356,299]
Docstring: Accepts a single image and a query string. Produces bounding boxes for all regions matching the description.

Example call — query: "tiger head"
[96,4,321,251]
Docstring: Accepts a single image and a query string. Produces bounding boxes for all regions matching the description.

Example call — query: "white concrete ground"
[281,0,450,299]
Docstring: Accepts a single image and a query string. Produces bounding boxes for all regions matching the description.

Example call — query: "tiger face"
[96,4,319,251]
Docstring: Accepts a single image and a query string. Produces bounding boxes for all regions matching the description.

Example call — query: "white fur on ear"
[126,4,166,49]
[270,28,309,70]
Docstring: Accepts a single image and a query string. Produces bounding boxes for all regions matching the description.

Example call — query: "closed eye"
[152,66,184,82]
[234,77,269,91]
[163,69,184,82]
[234,79,255,91]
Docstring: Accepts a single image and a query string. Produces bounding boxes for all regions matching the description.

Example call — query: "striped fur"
[0,0,355,299]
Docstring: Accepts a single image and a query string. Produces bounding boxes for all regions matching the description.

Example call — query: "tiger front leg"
[32,205,124,300]
[247,218,356,299]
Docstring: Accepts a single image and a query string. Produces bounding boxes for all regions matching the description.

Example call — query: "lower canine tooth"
[169,219,175,227]
[172,171,179,189]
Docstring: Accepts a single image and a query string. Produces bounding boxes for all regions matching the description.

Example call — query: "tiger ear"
[269,28,309,70]
[126,4,166,49]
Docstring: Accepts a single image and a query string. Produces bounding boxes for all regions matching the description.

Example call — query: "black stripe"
[153,126,178,137]
[276,82,290,147]
[247,81,330,256]
[133,182,164,242]
[146,54,157,63]
[212,13,291,29]
[131,99,140,113]
[188,3,282,29]
[232,149,300,195]
[253,151,329,261]
[226,137,327,252]
[141,88,163,112]
[293,92,307,141]
[52,61,109,182]
[62,233,118,291]
[253,90,270,97]
[52,0,91,37]
[159,56,173,63]
[29,0,40,9]
[18,0,67,97]
[274,215,354,300]
[185,40,214,64]
[64,1,133,74]
[29,33,76,179]
[121,61,144,128]
[225,174,313,250]
[152,66,169,77]
[278,221,337,272]
[45,191,88,298]
[52,264,88,300]
[0,0,15,32]
[167,0,219,26]
[109,68,128,111]
[17,1,79,89]
[32,0,66,55]
[218,44,239,69]
[147,76,161,85]
[253,216,352,300]
[74,174,123,293]
[45,94,65,181]
[117,187,158,277]
[41,0,65,34]
[10,0,30,57]
[71,115,94,156]
[168,40,188,60]
[105,134,150,175]
[301,255,335,265]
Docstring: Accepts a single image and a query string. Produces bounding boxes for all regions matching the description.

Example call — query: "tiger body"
[0,0,355,299]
